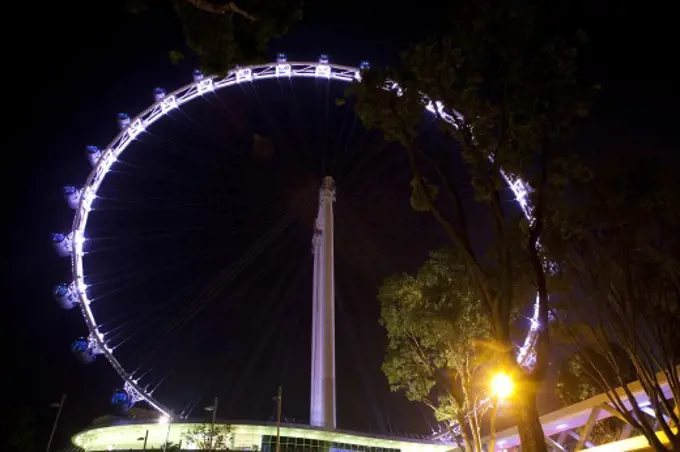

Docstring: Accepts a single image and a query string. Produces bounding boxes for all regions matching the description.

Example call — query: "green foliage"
[183,423,233,450]
[555,345,637,446]
[169,49,185,65]
[127,0,302,74]
[173,0,302,74]
[351,3,594,448]
[1,404,38,452]
[555,344,636,407]
[349,1,594,196]
[379,248,492,444]
[547,156,680,449]
[409,176,438,212]
[161,441,183,452]
[347,0,593,359]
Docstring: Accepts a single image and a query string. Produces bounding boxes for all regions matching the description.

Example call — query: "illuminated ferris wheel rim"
[60,57,538,420]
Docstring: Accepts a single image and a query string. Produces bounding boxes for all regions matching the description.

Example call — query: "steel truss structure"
[494,369,678,451]
[52,56,541,420]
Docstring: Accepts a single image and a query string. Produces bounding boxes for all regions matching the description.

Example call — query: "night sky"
[2,0,678,450]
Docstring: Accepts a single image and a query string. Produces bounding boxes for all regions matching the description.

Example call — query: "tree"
[161,441,183,452]
[555,344,638,446]
[183,423,233,450]
[126,0,302,73]
[1,404,38,452]
[547,155,680,450]
[348,1,592,449]
[380,248,496,451]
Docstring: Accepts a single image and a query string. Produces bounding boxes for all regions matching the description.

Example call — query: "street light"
[490,372,514,401]
[204,397,219,452]
[489,371,514,452]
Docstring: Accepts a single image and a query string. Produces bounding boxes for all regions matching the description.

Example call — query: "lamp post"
[46,394,67,452]
[275,386,283,452]
[489,372,514,452]
[205,397,219,452]
[136,430,149,451]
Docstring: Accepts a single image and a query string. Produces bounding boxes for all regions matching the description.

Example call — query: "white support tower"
[310,176,337,429]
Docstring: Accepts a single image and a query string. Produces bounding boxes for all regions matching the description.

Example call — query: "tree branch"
[184,0,258,20]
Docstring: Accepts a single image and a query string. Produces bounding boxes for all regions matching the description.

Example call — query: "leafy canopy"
[183,423,234,450]
[547,155,680,450]
[127,0,303,73]
[379,248,494,449]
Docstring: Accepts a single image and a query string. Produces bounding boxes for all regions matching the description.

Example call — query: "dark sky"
[2,0,678,450]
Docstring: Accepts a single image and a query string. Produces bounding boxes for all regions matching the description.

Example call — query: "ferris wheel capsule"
[117,113,131,130]
[360,61,370,70]
[53,283,78,309]
[71,337,97,364]
[51,232,73,257]
[63,185,82,209]
[153,87,167,102]
[111,389,132,411]
[86,145,102,167]
[53,59,543,421]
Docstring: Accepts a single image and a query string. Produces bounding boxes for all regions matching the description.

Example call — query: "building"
[72,420,458,452]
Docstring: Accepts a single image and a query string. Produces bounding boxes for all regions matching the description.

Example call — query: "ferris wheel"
[51,54,541,420]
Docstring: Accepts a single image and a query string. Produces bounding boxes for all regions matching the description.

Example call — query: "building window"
[261,435,400,452]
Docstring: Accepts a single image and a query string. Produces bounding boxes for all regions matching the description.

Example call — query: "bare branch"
[184,0,258,20]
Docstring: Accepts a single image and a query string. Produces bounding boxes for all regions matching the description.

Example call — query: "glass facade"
[262,435,401,452]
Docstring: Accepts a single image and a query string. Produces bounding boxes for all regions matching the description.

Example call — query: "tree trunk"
[456,413,474,452]
[514,384,547,452]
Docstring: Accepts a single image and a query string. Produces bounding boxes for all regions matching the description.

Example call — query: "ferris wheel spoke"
[131,205,308,365]
[338,135,396,189]
[227,252,313,403]
[52,58,541,420]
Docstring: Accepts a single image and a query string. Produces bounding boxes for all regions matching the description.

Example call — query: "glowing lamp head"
[490,372,514,400]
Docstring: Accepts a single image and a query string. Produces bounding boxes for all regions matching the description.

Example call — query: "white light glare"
[556,423,568,430]
[158,415,170,424]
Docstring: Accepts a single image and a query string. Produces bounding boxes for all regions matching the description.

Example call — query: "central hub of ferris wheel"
[310,176,337,429]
